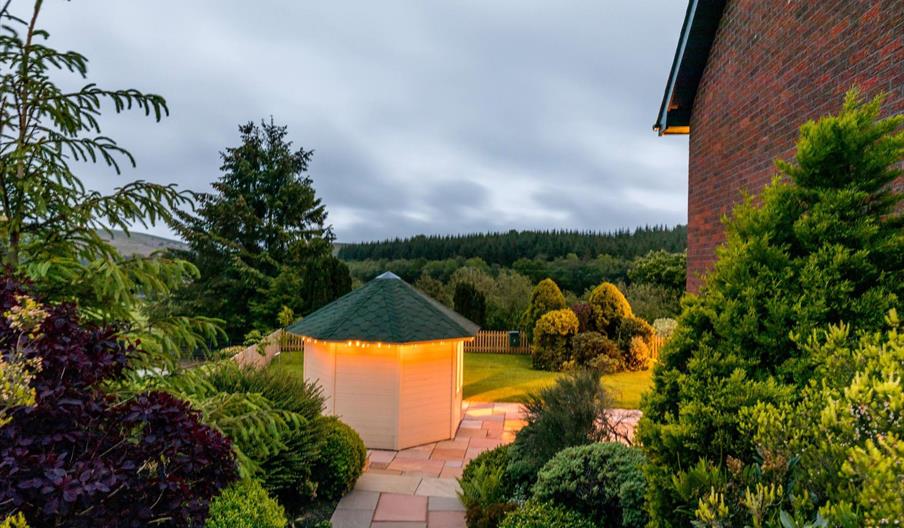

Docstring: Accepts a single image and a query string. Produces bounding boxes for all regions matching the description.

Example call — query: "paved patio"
[330,402,524,528]
[330,401,641,528]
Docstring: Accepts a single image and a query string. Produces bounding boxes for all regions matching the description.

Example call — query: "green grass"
[269,351,304,377]
[269,351,653,410]
[463,353,652,409]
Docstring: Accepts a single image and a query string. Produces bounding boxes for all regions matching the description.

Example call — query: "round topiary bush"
[499,502,594,528]
[205,479,287,528]
[311,416,367,501]
[459,445,515,528]
[521,278,567,343]
[587,282,633,334]
[531,308,579,370]
[532,442,647,528]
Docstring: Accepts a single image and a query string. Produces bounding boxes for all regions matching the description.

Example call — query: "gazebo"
[286,272,479,450]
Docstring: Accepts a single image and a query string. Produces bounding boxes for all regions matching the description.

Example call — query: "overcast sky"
[41,1,689,243]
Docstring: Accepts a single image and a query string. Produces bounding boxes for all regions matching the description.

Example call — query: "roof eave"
[653,0,727,136]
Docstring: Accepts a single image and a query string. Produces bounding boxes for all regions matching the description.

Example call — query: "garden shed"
[286,272,479,450]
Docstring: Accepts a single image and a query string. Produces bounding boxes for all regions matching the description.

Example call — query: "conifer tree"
[639,90,903,527]
[173,120,351,341]
[0,0,220,364]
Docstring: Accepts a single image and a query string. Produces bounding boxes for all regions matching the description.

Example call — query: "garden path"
[329,401,641,528]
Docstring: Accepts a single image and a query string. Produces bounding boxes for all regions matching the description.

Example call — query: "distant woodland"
[337,225,686,264]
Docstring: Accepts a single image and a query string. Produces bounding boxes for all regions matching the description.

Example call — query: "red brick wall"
[686,0,903,292]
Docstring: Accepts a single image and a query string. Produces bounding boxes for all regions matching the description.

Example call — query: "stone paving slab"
[428,496,466,512]
[355,473,422,495]
[332,401,640,528]
[373,493,428,522]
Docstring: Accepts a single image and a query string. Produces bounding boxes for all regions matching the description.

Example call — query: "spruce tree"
[173,120,351,341]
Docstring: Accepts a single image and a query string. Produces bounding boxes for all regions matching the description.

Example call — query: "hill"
[100,230,187,257]
[337,225,686,266]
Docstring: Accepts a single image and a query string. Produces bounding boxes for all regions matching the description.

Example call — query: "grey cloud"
[39,0,689,242]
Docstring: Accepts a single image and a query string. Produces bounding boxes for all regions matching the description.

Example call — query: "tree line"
[337,225,687,265]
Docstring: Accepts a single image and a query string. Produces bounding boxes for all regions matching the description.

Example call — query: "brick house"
[654,0,903,291]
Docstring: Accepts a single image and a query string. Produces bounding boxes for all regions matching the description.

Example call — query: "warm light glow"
[663,125,690,135]
[298,335,473,348]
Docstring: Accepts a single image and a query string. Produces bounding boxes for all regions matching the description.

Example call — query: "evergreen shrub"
[498,502,594,528]
[532,442,647,527]
[205,479,287,528]
[459,445,515,528]
[531,308,579,370]
[310,417,367,501]
[505,370,612,493]
[639,90,904,526]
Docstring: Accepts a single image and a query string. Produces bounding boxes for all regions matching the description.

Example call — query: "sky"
[41,0,689,243]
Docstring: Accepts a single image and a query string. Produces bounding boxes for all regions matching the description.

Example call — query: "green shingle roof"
[286,272,480,343]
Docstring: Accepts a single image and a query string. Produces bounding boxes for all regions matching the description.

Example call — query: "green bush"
[628,250,687,291]
[586,282,633,335]
[531,308,579,370]
[203,362,324,420]
[459,445,515,528]
[567,331,622,373]
[310,416,367,501]
[521,278,567,342]
[532,443,647,527]
[499,502,594,528]
[505,370,612,493]
[615,316,653,371]
[622,282,682,321]
[639,91,904,526]
[205,479,287,528]
[260,418,323,510]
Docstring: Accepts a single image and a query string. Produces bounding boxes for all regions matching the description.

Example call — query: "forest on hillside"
[337,225,686,264]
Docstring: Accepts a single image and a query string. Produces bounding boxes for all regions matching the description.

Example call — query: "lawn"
[270,351,652,409]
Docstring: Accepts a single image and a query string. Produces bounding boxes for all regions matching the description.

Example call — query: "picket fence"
[464,330,667,360]
[464,330,530,355]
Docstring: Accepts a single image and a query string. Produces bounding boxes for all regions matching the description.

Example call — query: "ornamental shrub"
[639,91,904,527]
[586,282,633,335]
[0,514,27,528]
[531,308,579,370]
[0,275,237,527]
[568,331,622,373]
[532,443,648,527]
[206,479,287,528]
[459,445,515,528]
[505,370,614,493]
[499,502,594,528]
[521,278,567,342]
[310,416,367,501]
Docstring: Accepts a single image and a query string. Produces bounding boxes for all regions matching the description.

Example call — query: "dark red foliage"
[570,302,592,333]
[0,274,237,527]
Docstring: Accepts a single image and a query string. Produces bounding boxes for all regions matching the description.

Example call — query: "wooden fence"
[649,334,665,361]
[464,330,531,355]
[465,330,668,360]
[233,330,304,368]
